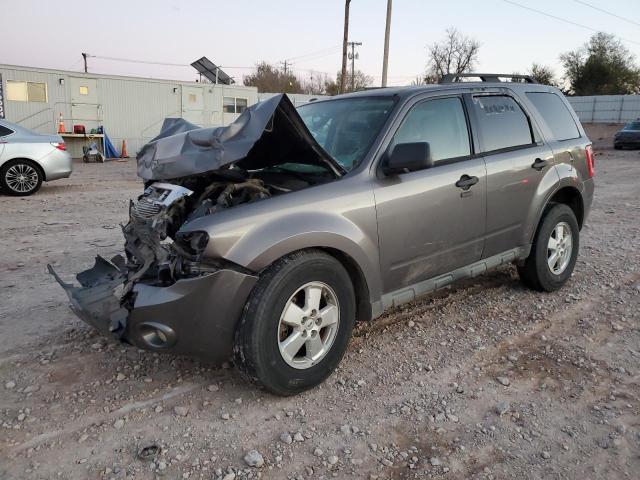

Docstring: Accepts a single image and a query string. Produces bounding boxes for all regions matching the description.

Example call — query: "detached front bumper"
[49,256,258,363]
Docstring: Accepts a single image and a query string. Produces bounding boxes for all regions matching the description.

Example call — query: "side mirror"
[382,142,433,176]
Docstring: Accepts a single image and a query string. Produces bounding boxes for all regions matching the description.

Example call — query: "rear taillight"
[585,145,595,178]
[51,142,66,151]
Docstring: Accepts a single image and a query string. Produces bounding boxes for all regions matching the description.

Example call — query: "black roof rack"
[439,73,536,84]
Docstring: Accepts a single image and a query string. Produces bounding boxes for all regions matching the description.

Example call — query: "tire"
[517,203,579,292]
[233,250,356,396]
[0,159,43,196]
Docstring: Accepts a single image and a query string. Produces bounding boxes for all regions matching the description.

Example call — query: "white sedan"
[0,119,72,196]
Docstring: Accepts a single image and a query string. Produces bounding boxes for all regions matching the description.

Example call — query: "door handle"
[455,174,479,190]
[531,158,548,171]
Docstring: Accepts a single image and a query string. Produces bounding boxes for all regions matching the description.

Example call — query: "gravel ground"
[1,124,639,479]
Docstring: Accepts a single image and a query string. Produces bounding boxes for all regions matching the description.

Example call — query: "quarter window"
[0,125,13,136]
[526,92,580,141]
[392,97,471,162]
[473,95,533,152]
[6,80,48,103]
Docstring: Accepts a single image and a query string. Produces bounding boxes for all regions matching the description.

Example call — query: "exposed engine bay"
[124,165,333,291]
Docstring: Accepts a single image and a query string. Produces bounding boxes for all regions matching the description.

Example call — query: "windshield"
[623,122,640,131]
[298,97,396,171]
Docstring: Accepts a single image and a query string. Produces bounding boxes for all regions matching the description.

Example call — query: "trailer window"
[6,81,48,103]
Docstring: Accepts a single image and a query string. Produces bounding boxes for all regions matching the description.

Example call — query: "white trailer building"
[0,64,258,157]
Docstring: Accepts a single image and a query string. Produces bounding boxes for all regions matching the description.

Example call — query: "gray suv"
[51,75,594,395]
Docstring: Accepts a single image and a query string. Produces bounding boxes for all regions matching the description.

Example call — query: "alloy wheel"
[277,281,340,370]
[5,163,39,194]
[547,221,573,275]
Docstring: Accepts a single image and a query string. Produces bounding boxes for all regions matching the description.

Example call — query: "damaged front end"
[49,94,341,361]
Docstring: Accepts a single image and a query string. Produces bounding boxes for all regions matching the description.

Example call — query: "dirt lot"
[1,124,639,480]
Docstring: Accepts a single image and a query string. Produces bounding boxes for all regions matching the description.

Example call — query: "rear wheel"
[233,250,356,396]
[517,203,579,292]
[0,159,43,196]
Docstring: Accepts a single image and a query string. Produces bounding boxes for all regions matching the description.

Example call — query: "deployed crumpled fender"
[137,93,344,180]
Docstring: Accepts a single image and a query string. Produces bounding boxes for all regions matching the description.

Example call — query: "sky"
[1,0,639,86]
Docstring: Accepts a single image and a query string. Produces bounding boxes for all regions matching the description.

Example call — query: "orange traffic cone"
[57,113,65,134]
[120,140,129,158]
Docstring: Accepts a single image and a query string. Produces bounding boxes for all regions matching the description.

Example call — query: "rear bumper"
[41,149,73,181]
[49,256,258,363]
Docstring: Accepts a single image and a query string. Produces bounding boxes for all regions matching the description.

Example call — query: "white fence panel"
[568,95,640,123]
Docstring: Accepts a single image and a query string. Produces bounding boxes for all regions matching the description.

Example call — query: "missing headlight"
[175,231,210,256]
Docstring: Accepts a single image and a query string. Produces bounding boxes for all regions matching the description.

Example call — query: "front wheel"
[233,250,356,396]
[517,203,579,292]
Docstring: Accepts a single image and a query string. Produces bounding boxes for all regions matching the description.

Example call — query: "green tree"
[529,63,558,87]
[243,62,303,93]
[560,32,640,95]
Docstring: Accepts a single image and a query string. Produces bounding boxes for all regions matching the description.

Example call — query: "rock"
[293,432,305,442]
[154,405,163,413]
[429,457,441,466]
[23,385,39,393]
[496,376,510,386]
[279,432,293,444]
[174,406,189,417]
[5,381,16,390]
[78,434,89,443]
[381,458,393,467]
[328,455,339,465]
[496,401,510,416]
[408,320,416,328]
[221,413,230,420]
[113,419,125,429]
[313,447,323,457]
[541,451,551,459]
[116,373,126,381]
[222,473,236,480]
[244,449,264,467]
[340,424,352,435]
[207,384,219,392]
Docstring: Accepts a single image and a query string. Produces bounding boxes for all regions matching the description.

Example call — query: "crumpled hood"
[137,94,344,180]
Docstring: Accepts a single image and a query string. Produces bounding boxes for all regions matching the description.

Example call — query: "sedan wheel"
[1,160,43,196]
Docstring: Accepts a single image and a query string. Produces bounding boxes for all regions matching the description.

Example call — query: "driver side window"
[392,97,471,163]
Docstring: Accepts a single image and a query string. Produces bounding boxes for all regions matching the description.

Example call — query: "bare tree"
[426,28,480,81]
[243,62,303,93]
[302,71,330,95]
[325,70,373,95]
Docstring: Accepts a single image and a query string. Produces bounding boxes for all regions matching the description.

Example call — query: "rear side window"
[472,95,533,152]
[392,97,471,162]
[526,92,580,141]
[0,125,13,136]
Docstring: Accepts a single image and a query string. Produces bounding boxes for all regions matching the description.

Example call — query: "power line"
[572,0,640,28]
[87,54,191,67]
[501,0,640,46]
[285,45,341,62]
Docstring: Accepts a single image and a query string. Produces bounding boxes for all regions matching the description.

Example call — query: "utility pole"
[280,59,290,76]
[347,41,362,92]
[340,0,351,94]
[82,53,88,73]
[381,0,392,87]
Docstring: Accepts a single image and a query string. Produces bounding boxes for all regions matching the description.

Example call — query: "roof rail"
[439,73,536,84]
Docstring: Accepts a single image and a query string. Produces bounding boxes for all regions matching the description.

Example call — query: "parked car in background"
[51,76,594,396]
[614,119,640,150]
[0,119,72,196]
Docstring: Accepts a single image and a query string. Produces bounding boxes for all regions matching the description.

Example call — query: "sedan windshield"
[623,122,640,131]
[298,97,396,171]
